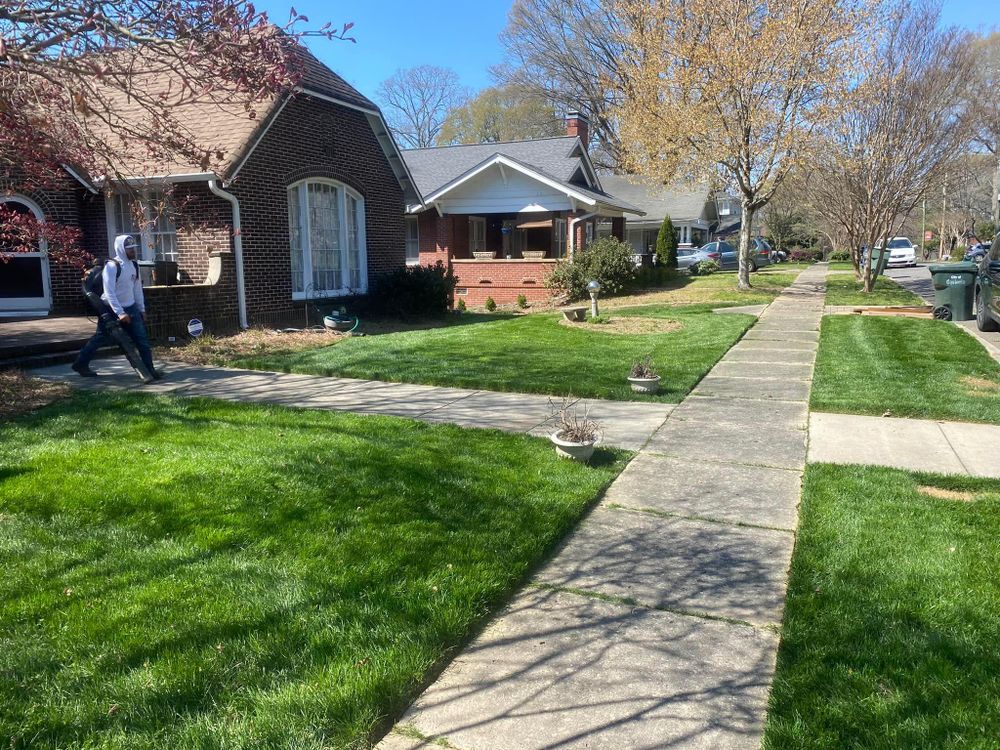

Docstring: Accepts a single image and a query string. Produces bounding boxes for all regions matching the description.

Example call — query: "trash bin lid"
[929,262,978,273]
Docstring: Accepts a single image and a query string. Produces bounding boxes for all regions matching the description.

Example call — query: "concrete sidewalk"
[29,360,672,452]
[809,411,1000,478]
[379,264,829,750]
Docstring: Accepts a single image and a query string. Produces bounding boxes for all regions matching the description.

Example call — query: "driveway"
[885,264,934,303]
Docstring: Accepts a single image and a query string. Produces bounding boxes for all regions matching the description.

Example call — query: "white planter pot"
[627,375,661,394]
[550,431,597,462]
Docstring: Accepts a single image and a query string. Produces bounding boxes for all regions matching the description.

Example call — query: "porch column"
[611,217,625,242]
[418,212,454,267]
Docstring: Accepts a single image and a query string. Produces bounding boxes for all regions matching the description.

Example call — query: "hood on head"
[113,234,138,262]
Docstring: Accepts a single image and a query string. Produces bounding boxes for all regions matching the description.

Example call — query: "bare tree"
[803,1,974,291]
[616,0,864,290]
[966,32,1000,226]
[377,66,468,149]
[494,0,628,169]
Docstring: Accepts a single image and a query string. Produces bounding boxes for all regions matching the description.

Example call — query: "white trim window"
[553,218,567,258]
[469,216,486,254]
[107,190,178,262]
[405,216,420,264]
[288,179,368,298]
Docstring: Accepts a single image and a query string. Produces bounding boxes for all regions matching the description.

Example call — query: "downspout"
[207,180,249,329]
[568,212,597,261]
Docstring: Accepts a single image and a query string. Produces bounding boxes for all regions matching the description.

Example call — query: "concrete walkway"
[378,265,828,750]
[809,411,1000,478]
[28,360,672,452]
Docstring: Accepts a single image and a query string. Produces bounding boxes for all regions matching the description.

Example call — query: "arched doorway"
[0,195,52,315]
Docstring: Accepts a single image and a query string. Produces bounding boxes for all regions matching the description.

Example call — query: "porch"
[414,211,627,306]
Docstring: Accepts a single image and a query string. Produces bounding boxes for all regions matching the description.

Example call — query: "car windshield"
[888,239,912,249]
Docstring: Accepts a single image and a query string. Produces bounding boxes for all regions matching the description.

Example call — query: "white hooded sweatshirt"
[102,235,145,316]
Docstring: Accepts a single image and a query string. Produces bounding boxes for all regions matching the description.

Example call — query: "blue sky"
[262,0,1000,103]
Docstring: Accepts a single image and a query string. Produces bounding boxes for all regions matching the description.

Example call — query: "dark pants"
[76,303,154,372]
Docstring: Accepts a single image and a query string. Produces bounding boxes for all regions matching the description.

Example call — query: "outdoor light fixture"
[587,279,601,318]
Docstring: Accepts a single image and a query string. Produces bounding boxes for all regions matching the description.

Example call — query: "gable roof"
[402,137,641,215]
[599,175,713,223]
[76,42,417,202]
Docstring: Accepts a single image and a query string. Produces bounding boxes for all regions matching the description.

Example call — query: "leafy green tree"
[655,215,678,268]
[437,85,563,145]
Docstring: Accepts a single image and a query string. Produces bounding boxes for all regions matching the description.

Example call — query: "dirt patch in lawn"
[961,375,1000,395]
[0,370,72,420]
[158,328,345,366]
[560,317,683,335]
[918,485,978,502]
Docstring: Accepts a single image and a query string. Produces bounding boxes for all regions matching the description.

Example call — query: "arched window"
[287,179,367,298]
[0,195,51,312]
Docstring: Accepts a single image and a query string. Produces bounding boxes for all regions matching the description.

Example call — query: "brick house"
[0,48,418,337]
[400,113,644,306]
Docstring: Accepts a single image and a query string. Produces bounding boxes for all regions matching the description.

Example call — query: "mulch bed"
[0,370,72,421]
[559,317,683,335]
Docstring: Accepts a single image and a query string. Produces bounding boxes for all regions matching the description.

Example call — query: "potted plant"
[547,399,601,462]
[627,356,661,394]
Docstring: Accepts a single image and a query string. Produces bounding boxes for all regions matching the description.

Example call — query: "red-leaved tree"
[1,1,352,264]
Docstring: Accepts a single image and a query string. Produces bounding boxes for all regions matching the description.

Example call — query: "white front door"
[0,197,52,315]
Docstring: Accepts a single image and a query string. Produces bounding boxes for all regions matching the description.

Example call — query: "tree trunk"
[993,155,1000,227]
[737,200,754,290]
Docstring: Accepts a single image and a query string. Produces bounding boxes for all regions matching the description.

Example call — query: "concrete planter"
[550,431,597,462]
[473,251,498,260]
[522,250,547,259]
[627,375,661,394]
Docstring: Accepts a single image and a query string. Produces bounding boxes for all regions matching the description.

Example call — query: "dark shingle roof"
[599,175,713,222]
[401,137,642,214]
[402,137,584,197]
[296,45,378,111]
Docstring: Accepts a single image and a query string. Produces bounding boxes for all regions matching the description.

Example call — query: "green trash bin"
[928,262,978,321]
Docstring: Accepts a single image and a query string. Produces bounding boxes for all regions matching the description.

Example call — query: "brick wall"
[172,183,232,283]
[144,251,239,340]
[230,94,406,325]
[452,259,558,307]
[0,168,95,315]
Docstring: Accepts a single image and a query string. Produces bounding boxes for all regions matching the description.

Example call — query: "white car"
[883,237,917,268]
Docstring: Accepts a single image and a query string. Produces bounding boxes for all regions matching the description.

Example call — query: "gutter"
[207,180,249,330]
[568,212,597,261]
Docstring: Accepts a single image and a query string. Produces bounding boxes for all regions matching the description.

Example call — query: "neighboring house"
[0,47,418,336]
[597,175,742,255]
[400,113,643,305]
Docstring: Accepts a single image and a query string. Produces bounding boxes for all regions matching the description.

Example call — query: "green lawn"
[610,270,801,309]
[229,305,755,402]
[0,393,628,749]
[764,464,1000,749]
[811,316,1000,424]
[825,276,925,306]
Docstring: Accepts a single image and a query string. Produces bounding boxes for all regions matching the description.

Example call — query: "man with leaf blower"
[73,234,162,382]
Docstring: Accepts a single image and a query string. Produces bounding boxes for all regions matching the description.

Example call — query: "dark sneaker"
[152,369,165,380]
[71,362,98,378]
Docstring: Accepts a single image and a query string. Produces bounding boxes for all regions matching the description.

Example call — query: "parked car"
[677,247,700,270]
[687,239,772,272]
[880,237,918,268]
[964,242,991,262]
[975,233,1000,331]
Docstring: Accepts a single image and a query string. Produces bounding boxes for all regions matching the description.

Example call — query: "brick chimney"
[565,111,590,150]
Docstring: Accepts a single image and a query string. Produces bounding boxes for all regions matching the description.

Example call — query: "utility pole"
[939,177,947,260]
[993,155,1000,228]
[921,199,927,260]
